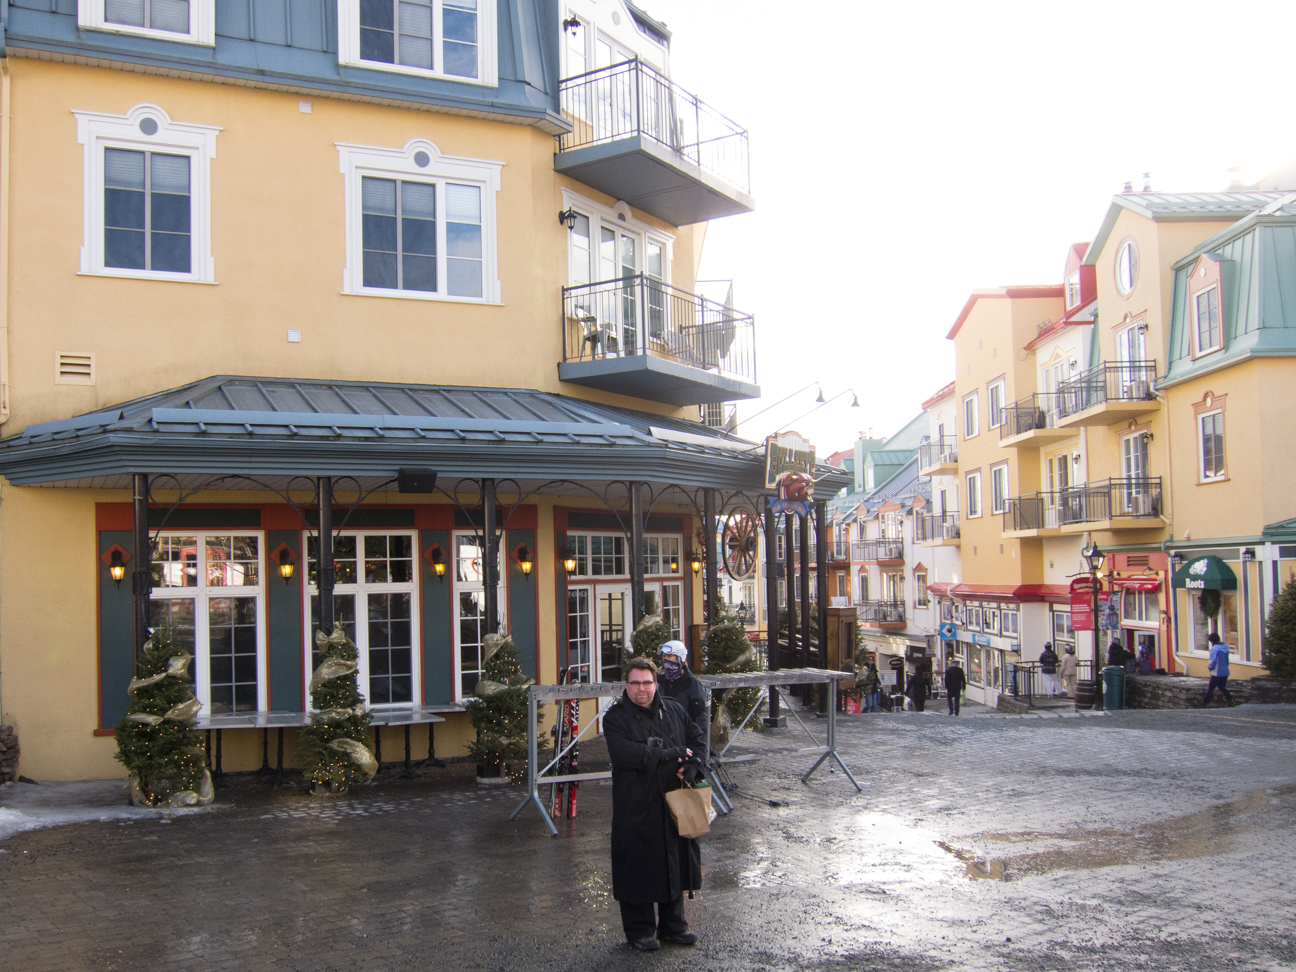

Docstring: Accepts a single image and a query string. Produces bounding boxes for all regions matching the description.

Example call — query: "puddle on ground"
[940,785,1295,881]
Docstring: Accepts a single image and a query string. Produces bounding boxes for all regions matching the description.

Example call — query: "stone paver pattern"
[1,704,1294,971]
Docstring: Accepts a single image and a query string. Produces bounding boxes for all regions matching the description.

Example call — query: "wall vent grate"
[55,351,95,385]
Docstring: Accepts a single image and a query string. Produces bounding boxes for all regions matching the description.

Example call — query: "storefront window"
[1190,591,1238,654]
[1052,608,1075,647]
[968,648,984,685]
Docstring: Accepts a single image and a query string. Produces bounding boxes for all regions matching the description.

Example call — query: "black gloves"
[682,763,703,786]
[661,746,690,762]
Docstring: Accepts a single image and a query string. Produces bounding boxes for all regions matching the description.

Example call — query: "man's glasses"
[626,680,655,687]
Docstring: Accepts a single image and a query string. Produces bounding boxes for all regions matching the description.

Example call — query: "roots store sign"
[766,432,816,516]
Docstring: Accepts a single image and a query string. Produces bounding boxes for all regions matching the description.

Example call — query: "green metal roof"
[1162,216,1296,388]
[1082,191,1296,267]
[0,376,850,496]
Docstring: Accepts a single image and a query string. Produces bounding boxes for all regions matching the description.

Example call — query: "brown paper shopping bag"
[665,783,712,838]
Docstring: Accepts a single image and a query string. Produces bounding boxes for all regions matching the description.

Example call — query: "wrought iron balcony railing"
[851,538,905,562]
[563,274,756,383]
[915,511,960,542]
[918,435,959,470]
[1056,361,1157,418]
[1000,393,1063,438]
[559,59,751,195]
[856,599,906,624]
[1003,478,1163,531]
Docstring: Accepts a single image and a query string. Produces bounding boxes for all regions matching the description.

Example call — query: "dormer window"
[79,0,215,44]
[338,0,498,85]
[1065,270,1081,309]
[1189,257,1223,357]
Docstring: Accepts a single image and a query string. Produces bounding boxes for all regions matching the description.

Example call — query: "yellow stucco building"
[0,0,841,780]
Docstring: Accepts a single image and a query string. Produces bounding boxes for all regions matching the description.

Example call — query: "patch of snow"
[0,780,211,841]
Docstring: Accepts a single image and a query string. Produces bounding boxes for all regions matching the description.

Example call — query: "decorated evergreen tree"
[703,609,763,746]
[628,612,673,667]
[115,633,214,807]
[1199,589,1222,635]
[1262,577,1296,678]
[466,632,541,778]
[298,627,376,793]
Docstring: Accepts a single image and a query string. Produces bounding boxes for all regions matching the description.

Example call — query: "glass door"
[1121,432,1150,514]
[566,586,593,683]
[598,226,640,354]
[597,586,630,685]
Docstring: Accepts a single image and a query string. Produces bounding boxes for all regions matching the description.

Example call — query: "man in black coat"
[656,640,708,740]
[943,660,966,716]
[603,657,706,951]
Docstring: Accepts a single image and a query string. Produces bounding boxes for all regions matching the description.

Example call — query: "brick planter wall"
[0,725,18,782]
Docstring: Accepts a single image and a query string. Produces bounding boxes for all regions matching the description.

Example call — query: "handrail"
[918,435,959,469]
[1003,478,1163,531]
[851,538,905,561]
[558,58,751,194]
[562,274,757,384]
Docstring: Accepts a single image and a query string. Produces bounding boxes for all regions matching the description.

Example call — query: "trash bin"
[1101,665,1126,711]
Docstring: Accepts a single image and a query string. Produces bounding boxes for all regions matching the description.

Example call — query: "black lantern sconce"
[559,208,578,230]
[514,543,534,580]
[562,543,578,577]
[276,548,295,584]
[424,543,447,583]
[562,14,580,34]
[1172,551,1185,570]
[108,548,127,586]
[689,547,703,575]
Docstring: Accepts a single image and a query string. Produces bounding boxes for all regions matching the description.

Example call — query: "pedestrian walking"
[1058,645,1078,698]
[943,660,966,715]
[1203,632,1235,707]
[905,668,929,712]
[858,662,881,713]
[656,640,707,740]
[603,657,706,951]
[1039,642,1061,696]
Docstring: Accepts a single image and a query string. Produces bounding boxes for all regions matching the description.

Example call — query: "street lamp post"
[1082,541,1106,709]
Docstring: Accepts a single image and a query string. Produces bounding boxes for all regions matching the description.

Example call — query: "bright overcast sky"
[644,0,1296,458]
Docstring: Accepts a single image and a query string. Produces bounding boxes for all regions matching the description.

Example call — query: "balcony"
[1003,478,1163,538]
[918,435,958,476]
[851,538,905,564]
[856,599,906,628]
[998,394,1079,448]
[560,275,759,406]
[1055,362,1159,427]
[832,541,850,563]
[916,511,961,545]
[556,59,754,226]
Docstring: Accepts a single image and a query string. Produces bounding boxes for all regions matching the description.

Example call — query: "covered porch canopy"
[0,375,850,658]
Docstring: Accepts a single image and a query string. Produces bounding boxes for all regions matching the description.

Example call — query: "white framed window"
[966,471,982,518]
[660,582,683,640]
[1199,410,1226,481]
[641,535,682,576]
[776,532,786,561]
[915,571,928,607]
[149,533,265,715]
[1116,238,1139,296]
[857,571,869,603]
[1193,285,1222,356]
[990,463,1009,515]
[450,530,506,701]
[967,604,982,630]
[566,586,593,683]
[1065,270,1081,309]
[963,392,980,439]
[777,578,786,608]
[79,0,215,45]
[983,606,999,636]
[1121,589,1157,624]
[987,379,1006,429]
[566,532,628,578]
[75,103,219,283]
[307,531,420,707]
[1001,610,1019,637]
[338,138,501,303]
[337,0,498,86]
[1052,608,1075,645]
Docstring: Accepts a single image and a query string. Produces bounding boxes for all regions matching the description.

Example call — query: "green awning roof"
[1171,555,1238,591]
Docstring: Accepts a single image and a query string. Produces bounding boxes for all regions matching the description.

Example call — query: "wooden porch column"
[799,511,811,669]
[131,473,151,661]
[703,489,719,626]
[785,511,797,670]
[317,477,334,633]
[482,479,499,635]
[815,498,830,714]
[629,483,645,627]
[764,499,785,727]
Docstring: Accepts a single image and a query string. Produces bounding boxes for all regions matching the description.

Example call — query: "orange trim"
[93,728,116,737]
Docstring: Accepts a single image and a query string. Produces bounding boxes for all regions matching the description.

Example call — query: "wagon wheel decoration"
[723,506,760,580]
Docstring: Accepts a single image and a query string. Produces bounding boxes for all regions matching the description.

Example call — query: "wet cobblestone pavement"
[2,704,1294,971]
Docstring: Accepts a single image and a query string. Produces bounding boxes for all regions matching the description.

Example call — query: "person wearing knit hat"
[657,640,707,738]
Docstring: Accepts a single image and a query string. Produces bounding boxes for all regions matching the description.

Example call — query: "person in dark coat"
[656,640,708,741]
[603,657,706,951]
[943,660,966,716]
[905,668,930,712]
[1107,639,1133,669]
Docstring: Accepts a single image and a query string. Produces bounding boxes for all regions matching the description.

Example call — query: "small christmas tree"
[466,632,541,778]
[115,633,213,807]
[298,627,376,793]
[1263,577,1296,678]
[628,612,672,668]
[703,609,763,745]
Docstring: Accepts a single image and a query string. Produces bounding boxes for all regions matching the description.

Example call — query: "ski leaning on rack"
[565,680,580,818]
[551,670,570,819]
